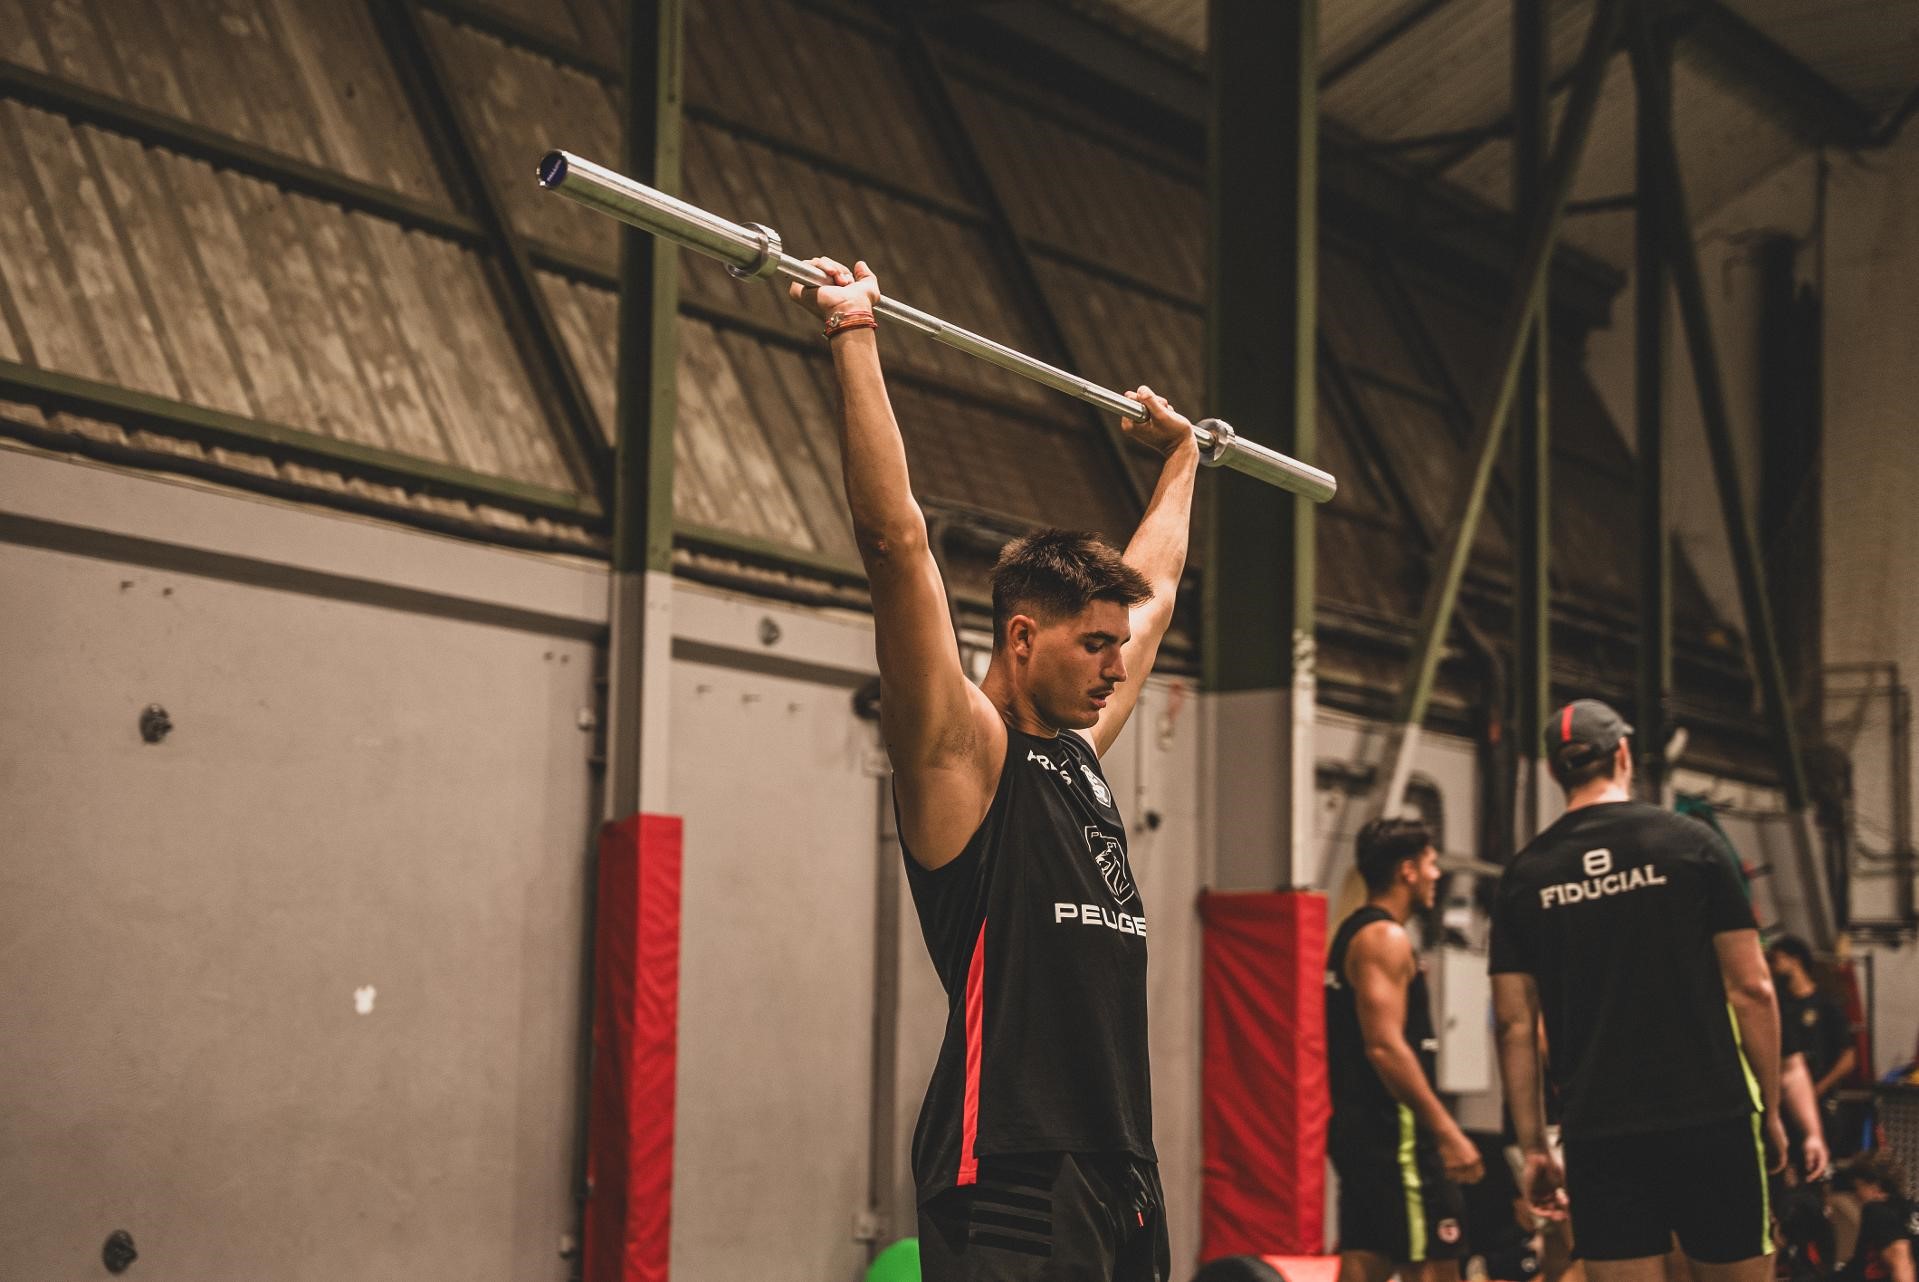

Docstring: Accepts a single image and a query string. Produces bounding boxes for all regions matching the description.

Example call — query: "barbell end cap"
[726,222,785,281]
[537,150,569,189]
[1194,417,1236,468]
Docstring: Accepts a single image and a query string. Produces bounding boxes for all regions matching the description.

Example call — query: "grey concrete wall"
[0,449,605,1280]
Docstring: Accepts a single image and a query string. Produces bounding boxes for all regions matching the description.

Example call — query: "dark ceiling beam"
[369,0,614,508]
[897,27,1150,511]
[1321,0,1461,91]
[1417,62,1584,180]
[921,0,1622,326]
[1666,0,1875,148]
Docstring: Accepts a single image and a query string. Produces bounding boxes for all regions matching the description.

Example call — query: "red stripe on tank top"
[957,920,987,1186]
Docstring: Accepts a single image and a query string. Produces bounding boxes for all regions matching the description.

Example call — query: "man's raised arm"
[790,259,997,867]
[1082,388,1199,758]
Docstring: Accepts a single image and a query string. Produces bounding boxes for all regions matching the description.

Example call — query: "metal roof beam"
[1321,0,1462,90]
[1378,0,1627,817]
[1667,0,1875,148]
[0,358,601,524]
[368,0,614,509]
[897,24,1149,512]
[0,59,485,245]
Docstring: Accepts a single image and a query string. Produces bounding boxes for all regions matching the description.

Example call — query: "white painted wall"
[1822,130,1919,1073]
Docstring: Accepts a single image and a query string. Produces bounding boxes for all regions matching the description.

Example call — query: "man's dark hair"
[990,528,1152,647]
[1355,817,1434,894]
[1837,1152,1907,1200]
[1768,934,1815,973]
[1548,740,1623,791]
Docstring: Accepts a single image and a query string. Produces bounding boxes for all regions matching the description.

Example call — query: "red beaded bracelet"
[824,309,878,340]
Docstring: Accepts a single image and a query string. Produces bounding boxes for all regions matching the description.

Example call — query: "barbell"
[537,149,1336,504]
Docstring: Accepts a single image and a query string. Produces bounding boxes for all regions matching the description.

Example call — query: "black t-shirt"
[1837,1198,1919,1282]
[901,726,1153,1203]
[1780,989,1851,1083]
[1489,800,1761,1139]
[1325,906,1439,1148]
[1781,1000,1805,1058]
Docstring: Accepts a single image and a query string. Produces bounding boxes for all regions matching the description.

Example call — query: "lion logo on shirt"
[1084,825,1136,904]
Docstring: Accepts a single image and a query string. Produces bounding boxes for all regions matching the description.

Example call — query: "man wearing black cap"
[1489,699,1786,1282]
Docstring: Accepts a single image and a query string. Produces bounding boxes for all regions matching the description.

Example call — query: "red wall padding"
[585,814,683,1282]
[1199,890,1329,1261]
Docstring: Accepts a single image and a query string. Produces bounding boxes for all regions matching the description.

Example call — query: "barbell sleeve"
[537,149,1336,504]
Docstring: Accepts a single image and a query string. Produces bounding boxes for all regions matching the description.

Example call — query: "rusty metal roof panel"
[676,119,1056,412]
[5,0,452,205]
[425,11,622,267]
[1322,0,1594,142]
[471,0,620,51]
[947,71,1205,302]
[0,100,577,491]
[1032,258,1204,414]
[685,0,966,208]
[1321,508,1425,620]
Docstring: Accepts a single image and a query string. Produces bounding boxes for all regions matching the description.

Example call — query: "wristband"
[824,309,877,340]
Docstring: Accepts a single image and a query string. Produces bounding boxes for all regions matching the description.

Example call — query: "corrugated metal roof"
[1,0,451,205]
[0,0,1766,706]
[0,100,575,490]
[1084,0,1917,268]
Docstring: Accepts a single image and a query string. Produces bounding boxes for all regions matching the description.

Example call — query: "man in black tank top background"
[1490,700,1786,1282]
[1325,817,1485,1282]
[791,259,1199,1280]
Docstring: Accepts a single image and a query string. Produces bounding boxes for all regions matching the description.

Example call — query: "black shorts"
[1329,1111,1468,1264]
[918,1152,1171,1281]
[1562,1114,1773,1263]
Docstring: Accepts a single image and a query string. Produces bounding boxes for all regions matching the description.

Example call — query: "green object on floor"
[866,1237,920,1282]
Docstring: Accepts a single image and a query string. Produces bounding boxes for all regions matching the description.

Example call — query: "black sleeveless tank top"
[1324,905,1439,1146]
[901,725,1154,1203]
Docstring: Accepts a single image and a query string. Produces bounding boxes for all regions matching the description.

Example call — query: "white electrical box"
[1432,945,1494,1094]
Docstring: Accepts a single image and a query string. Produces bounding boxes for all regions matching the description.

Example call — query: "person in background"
[1833,1154,1916,1282]
[1491,699,1785,1282]
[1769,936,1858,1148]
[1326,817,1484,1282]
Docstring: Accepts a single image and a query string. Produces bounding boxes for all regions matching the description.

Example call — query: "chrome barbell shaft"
[537,150,1336,503]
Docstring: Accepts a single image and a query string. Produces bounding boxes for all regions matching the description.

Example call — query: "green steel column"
[1512,0,1551,839]
[1631,11,1673,802]
[1379,0,1623,816]
[1204,0,1317,889]
[605,0,682,819]
[1642,48,1834,944]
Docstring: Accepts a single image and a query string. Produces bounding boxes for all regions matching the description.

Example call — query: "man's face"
[1017,598,1131,730]
[1768,950,1799,984]
[1412,845,1442,910]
